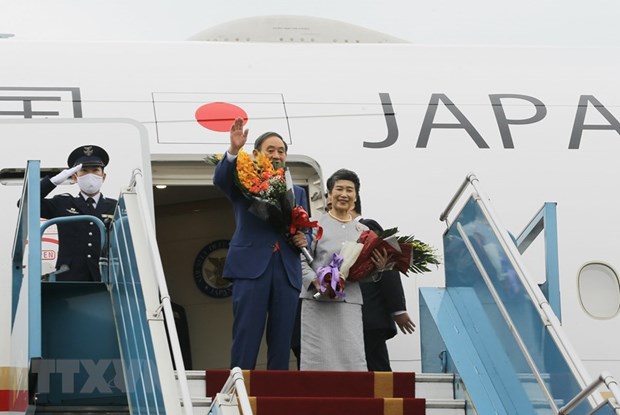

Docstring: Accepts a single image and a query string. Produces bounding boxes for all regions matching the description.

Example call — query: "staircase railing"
[112,168,193,415]
[434,173,620,414]
[40,215,106,281]
[12,160,42,359]
[559,372,620,414]
[11,161,193,414]
[208,367,253,415]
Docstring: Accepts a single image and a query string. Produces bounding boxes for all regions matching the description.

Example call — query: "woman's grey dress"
[299,214,369,371]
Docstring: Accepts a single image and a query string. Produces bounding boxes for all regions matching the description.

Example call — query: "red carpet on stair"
[206,370,425,415]
[206,370,416,398]
[247,396,425,415]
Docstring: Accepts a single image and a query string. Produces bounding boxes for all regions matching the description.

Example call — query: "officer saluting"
[41,145,118,281]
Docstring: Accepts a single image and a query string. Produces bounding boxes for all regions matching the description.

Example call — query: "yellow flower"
[235,149,287,197]
[255,152,276,176]
[236,149,258,190]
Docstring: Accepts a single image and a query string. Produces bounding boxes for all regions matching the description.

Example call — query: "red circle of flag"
[195,102,248,132]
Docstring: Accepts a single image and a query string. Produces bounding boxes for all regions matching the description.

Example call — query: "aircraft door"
[151,158,324,370]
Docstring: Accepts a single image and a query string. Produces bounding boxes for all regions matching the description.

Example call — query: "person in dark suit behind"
[213,117,309,370]
[352,200,416,371]
[40,145,118,282]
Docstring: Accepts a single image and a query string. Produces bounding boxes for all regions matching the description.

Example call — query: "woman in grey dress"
[299,169,390,371]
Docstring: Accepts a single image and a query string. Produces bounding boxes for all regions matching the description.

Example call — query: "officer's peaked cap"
[67,145,109,168]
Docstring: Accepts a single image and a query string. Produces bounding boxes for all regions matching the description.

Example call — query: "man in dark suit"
[213,117,308,370]
[41,145,117,282]
[353,202,416,371]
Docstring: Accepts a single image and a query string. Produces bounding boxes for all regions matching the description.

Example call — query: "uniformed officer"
[41,145,118,281]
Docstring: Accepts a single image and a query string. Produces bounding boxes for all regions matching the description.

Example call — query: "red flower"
[346,229,439,281]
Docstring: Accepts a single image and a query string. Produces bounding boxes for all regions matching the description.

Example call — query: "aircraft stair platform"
[9,161,193,414]
[6,162,620,414]
[419,174,620,415]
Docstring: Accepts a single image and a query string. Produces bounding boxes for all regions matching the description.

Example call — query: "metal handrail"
[558,372,620,415]
[40,215,108,281]
[216,367,253,415]
[41,215,106,246]
[127,168,193,415]
[439,172,478,224]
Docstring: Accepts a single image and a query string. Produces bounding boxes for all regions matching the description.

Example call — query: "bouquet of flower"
[313,239,366,299]
[204,154,223,165]
[316,253,346,299]
[235,148,290,230]
[232,149,321,260]
[344,227,440,282]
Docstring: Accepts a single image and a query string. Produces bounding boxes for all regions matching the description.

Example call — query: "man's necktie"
[86,197,95,213]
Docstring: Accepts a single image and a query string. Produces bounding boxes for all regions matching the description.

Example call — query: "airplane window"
[578,263,620,319]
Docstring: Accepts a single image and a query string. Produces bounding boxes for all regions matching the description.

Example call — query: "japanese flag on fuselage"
[152,92,291,145]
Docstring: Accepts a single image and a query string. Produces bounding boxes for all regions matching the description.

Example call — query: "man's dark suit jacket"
[360,268,406,339]
[40,177,117,281]
[213,154,307,288]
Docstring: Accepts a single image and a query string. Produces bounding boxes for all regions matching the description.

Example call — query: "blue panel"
[11,161,35,329]
[421,287,538,415]
[542,203,561,318]
[26,160,42,359]
[37,282,126,405]
[592,404,616,415]
[108,196,166,414]
[515,202,561,319]
[419,289,446,373]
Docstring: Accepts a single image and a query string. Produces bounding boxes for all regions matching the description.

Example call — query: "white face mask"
[77,173,103,195]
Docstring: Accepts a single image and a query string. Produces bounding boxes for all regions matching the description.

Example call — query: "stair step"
[177,370,208,400]
[415,373,455,400]
[183,397,212,415]
[240,396,425,415]
[426,398,467,415]
[192,398,465,415]
[205,369,416,398]
[176,370,466,415]
[34,405,129,414]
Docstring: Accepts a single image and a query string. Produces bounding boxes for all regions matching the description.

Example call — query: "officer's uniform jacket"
[40,177,117,281]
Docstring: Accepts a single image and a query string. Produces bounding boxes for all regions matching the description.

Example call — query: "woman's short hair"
[254,131,288,152]
[326,168,361,195]
[354,194,362,215]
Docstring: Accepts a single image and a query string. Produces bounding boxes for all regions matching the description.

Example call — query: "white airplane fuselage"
[0,40,619,379]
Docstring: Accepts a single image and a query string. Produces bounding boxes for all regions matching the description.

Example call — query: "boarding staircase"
[419,174,620,415]
[6,163,620,414]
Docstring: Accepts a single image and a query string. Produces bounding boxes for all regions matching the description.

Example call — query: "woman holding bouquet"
[299,169,391,371]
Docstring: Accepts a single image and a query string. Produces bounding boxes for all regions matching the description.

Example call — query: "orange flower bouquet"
[233,149,320,261]
[233,149,290,230]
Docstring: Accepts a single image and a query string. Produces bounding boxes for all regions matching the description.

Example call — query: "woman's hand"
[311,278,324,298]
[228,117,248,155]
[371,247,391,271]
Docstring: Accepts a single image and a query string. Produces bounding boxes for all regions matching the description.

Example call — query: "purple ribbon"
[316,253,345,299]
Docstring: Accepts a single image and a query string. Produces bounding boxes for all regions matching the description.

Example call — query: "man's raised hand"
[228,117,249,155]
